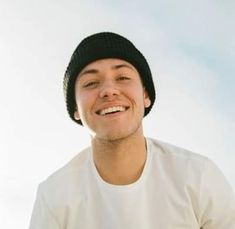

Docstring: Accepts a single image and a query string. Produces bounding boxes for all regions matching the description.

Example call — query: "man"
[30,32,235,228]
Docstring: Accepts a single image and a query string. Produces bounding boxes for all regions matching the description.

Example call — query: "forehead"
[78,58,138,77]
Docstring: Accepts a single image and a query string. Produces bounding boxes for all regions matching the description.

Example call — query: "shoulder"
[147,138,233,190]
[147,137,212,183]
[147,138,235,227]
[147,137,209,165]
[39,147,91,196]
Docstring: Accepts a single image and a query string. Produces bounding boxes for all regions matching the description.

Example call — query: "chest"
[54,181,200,229]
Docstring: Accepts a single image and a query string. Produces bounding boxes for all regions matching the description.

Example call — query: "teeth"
[100,106,126,115]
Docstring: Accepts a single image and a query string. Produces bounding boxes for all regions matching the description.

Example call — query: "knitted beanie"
[63,32,156,125]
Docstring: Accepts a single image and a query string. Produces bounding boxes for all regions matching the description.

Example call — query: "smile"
[96,106,129,116]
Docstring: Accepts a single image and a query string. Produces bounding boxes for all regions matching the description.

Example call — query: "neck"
[91,129,147,185]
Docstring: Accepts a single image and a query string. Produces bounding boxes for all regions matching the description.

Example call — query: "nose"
[99,80,120,99]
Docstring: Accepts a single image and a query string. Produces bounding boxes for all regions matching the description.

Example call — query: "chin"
[93,131,126,142]
[94,124,143,142]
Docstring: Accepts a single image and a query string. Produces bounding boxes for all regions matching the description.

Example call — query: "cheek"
[126,86,146,108]
[75,91,96,113]
[133,85,146,100]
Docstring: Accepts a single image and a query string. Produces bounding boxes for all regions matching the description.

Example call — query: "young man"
[30,32,235,229]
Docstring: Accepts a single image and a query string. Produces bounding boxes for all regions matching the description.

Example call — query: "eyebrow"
[79,63,135,78]
[79,69,99,78]
[111,63,135,71]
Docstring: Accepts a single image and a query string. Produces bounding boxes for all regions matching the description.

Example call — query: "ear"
[144,89,151,108]
[74,110,80,121]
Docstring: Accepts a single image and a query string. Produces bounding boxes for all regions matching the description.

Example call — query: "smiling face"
[74,58,151,141]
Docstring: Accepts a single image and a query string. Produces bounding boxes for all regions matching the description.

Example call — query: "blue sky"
[0,0,234,228]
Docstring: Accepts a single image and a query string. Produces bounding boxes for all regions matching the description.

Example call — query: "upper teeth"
[99,106,126,115]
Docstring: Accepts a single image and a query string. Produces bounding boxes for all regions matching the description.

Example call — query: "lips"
[96,106,129,116]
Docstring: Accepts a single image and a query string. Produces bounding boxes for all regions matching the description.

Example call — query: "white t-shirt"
[29,138,235,229]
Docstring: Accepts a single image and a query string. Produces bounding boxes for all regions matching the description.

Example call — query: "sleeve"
[199,160,235,229]
[29,184,61,229]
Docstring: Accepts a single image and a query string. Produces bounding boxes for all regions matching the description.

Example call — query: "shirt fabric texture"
[29,138,235,229]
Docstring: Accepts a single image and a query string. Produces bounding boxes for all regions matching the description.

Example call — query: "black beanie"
[63,32,156,125]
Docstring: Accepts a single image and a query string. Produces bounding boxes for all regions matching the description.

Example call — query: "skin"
[74,58,151,185]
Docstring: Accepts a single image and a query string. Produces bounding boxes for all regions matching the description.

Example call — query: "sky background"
[0,0,234,228]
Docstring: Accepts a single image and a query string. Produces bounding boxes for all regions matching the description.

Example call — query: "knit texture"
[63,32,156,125]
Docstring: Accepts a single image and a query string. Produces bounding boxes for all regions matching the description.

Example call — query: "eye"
[83,81,99,88]
[117,75,130,81]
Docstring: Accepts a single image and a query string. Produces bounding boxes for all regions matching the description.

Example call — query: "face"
[74,58,151,141]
